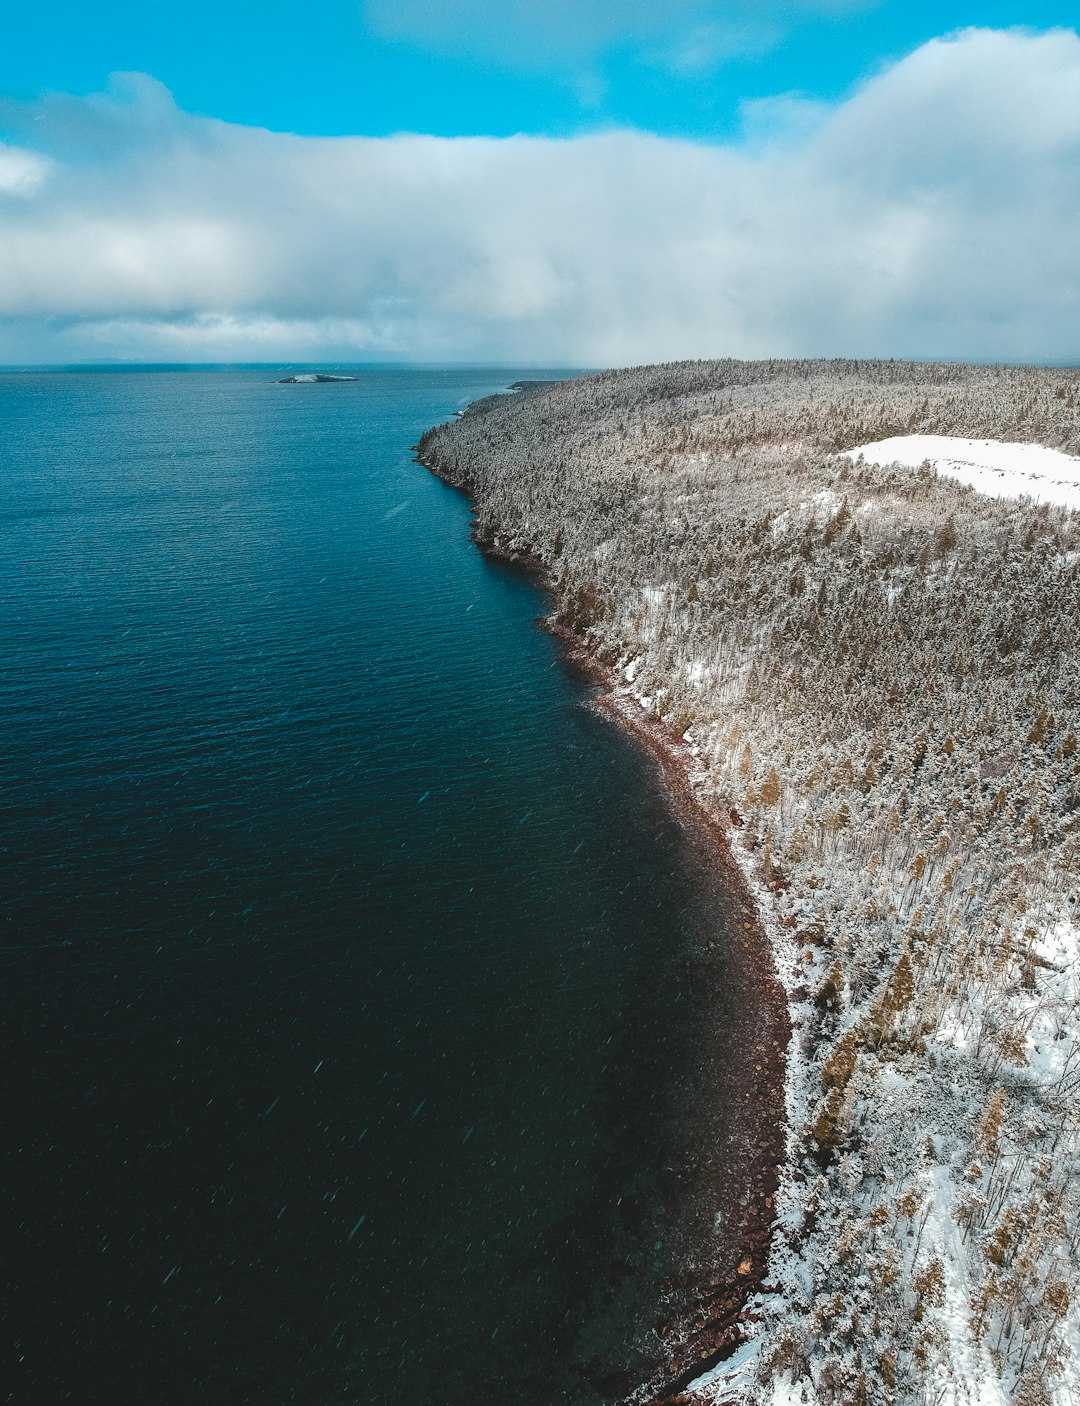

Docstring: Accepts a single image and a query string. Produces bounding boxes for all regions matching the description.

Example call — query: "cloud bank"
[1,28,1079,365]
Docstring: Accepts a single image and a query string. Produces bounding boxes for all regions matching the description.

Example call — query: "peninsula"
[419,359,1080,1406]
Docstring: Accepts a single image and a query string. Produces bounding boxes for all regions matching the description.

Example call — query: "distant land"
[277,372,359,383]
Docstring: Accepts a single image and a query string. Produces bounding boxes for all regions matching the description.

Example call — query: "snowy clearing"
[845,435,1080,511]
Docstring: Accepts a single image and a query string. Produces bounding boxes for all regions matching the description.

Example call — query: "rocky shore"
[416,442,791,1404]
[585,668,789,1404]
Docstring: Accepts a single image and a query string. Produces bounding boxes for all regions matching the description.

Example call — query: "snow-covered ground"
[424,360,1080,1405]
[845,435,1080,511]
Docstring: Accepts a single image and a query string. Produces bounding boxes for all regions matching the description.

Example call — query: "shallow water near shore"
[2,366,751,1404]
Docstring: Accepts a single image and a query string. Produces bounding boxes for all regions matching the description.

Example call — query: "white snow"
[844,435,1080,511]
[686,660,708,686]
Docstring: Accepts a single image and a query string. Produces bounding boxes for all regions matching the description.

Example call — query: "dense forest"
[418,360,1080,1406]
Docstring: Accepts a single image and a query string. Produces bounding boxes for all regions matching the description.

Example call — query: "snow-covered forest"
[418,360,1080,1406]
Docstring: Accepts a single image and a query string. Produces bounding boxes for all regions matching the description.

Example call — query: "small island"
[277,373,358,384]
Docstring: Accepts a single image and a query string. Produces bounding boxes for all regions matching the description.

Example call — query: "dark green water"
[1,368,740,1405]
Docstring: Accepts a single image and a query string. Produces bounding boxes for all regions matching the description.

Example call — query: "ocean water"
[1,368,742,1405]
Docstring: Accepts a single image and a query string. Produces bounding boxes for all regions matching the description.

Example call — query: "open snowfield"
[845,435,1080,511]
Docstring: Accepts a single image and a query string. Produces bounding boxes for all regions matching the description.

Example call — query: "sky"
[1,1,1078,364]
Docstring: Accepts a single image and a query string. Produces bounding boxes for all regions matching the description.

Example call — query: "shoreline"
[418,449,792,1403]
[416,362,1080,1403]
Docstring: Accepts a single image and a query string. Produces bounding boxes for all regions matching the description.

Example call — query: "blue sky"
[1,4,1078,363]
[2,0,1073,139]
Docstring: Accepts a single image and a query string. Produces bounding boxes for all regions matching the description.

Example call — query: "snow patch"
[844,435,1080,511]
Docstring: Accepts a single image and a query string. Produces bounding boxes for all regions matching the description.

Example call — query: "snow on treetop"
[845,434,1080,511]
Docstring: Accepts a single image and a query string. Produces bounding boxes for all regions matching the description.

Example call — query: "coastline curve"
[416,439,792,1403]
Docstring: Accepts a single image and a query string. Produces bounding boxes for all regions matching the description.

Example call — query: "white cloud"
[1,28,1079,364]
[0,142,51,196]
[73,312,390,355]
[737,91,833,150]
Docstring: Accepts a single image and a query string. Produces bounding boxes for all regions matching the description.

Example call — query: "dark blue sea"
[1,368,744,1405]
